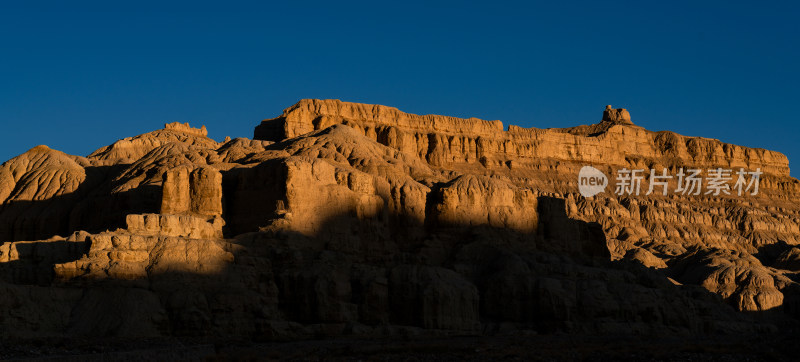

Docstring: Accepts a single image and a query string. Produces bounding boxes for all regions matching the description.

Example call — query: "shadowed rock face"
[0,101,799,342]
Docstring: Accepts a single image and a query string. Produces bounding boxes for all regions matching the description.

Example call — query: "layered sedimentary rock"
[255,99,792,180]
[253,100,800,312]
[0,99,798,342]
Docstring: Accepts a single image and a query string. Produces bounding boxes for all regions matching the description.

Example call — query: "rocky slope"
[0,100,798,342]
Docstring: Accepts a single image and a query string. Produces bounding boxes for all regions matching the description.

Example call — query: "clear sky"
[2,1,798,176]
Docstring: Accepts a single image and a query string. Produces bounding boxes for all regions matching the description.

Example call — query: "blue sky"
[1,1,798,176]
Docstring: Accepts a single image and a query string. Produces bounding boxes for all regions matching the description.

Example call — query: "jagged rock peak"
[164,122,208,137]
[602,105,633,124]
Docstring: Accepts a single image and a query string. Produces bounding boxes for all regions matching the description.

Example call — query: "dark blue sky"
[2,1,798,176]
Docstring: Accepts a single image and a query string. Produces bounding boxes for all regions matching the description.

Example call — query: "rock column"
[161,166,222,216]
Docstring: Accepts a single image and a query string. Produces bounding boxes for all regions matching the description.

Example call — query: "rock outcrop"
[161,166,223,217]
[0,99,798,345]
[255,99,792,180]
[602,105,633,124]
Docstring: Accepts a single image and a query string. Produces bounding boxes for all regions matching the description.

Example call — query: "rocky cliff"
[1,100,799,346]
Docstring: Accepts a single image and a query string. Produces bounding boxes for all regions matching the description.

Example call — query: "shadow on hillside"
[0,184,793,344]
[220,159,288,236]
[0,240,88,285]
[755,239,791,266]
[0,164,162,242]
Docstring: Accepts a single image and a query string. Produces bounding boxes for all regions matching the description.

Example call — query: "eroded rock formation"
[0,100,798,342]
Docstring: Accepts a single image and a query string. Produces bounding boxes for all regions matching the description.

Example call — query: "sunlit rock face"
[602,104,633,124]
[0,100,798,340]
